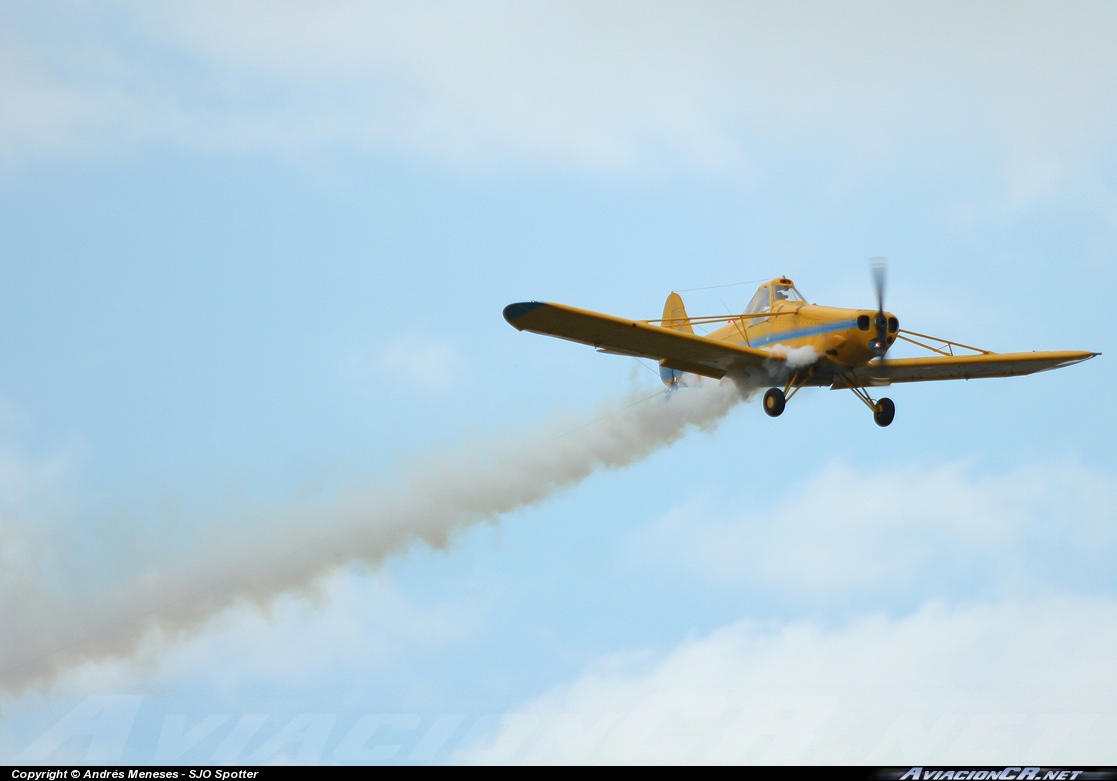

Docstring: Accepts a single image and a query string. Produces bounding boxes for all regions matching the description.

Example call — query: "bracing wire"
[674,277,769,293]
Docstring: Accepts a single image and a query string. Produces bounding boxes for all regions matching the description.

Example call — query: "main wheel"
[873,397,895,427]
[763,387,785,417]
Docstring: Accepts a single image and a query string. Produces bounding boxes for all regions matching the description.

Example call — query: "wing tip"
[1067,350,1101,364]
[503,301,545,329]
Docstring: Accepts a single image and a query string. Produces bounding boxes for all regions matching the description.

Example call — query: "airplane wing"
[503,301,775,379]
[845,350,1098,386]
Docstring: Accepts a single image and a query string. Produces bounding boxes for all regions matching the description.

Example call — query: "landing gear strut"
[841,378,896,427]
[763,387,785,417]
[764,372,810,418]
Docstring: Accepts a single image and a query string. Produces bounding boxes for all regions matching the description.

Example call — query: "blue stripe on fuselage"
[744,319,857,348]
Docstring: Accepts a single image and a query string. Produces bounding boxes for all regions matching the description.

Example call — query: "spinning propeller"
[869,257,890,359]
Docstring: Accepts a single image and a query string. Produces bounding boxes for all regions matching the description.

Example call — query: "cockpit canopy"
[744,278,805,315]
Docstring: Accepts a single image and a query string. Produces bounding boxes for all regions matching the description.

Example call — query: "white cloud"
[3,1,1117,190]
[0,29,161,169]
[461,597,1117,764]
[342,334,465,395]
[625,461,1117,605]
[0,421,85,650]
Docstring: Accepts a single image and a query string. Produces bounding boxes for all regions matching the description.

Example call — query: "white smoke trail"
[765,344,820,370]
[0,379,745,692]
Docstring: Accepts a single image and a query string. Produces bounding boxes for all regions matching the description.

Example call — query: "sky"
[0,0,1115,765]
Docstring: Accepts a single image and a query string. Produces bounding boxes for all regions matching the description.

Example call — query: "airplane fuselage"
[705,301,899,380]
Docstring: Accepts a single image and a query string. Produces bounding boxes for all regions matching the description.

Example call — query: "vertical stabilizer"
[661,292,694,334]
[660,292,696,387]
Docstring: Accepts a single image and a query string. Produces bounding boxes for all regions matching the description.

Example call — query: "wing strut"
[894,329,993,357]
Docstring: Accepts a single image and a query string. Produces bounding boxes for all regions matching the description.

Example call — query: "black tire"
[874,397,895,427]
[763,388,785,417]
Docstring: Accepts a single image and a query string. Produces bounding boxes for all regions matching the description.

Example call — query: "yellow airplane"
[503,267,1098,426]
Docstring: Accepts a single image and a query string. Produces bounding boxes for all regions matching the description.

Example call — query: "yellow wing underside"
[503,301,1097,386]
[503,301,771,379]
[845,352,1097,385]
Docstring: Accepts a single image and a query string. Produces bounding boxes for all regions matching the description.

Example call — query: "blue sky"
[1,1,1115,764]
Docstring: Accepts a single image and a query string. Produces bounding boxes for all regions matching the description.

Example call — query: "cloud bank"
[463,597,1117,764]
[3,1,1117,183]
[461,460,1117,763]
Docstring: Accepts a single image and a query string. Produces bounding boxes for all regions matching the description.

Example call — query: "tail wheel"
[763,388,786,417]
[873,397,895,427]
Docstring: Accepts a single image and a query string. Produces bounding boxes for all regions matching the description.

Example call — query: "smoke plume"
[0,379,745,691]
[765,344,820,370]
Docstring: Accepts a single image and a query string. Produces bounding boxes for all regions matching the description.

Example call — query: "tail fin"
[661,292,694,334]
[659,292,695,387]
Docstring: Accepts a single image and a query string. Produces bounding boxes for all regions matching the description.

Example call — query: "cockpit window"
[744,287,771,316]
[772,284,805,303]
[744,281,805,317]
